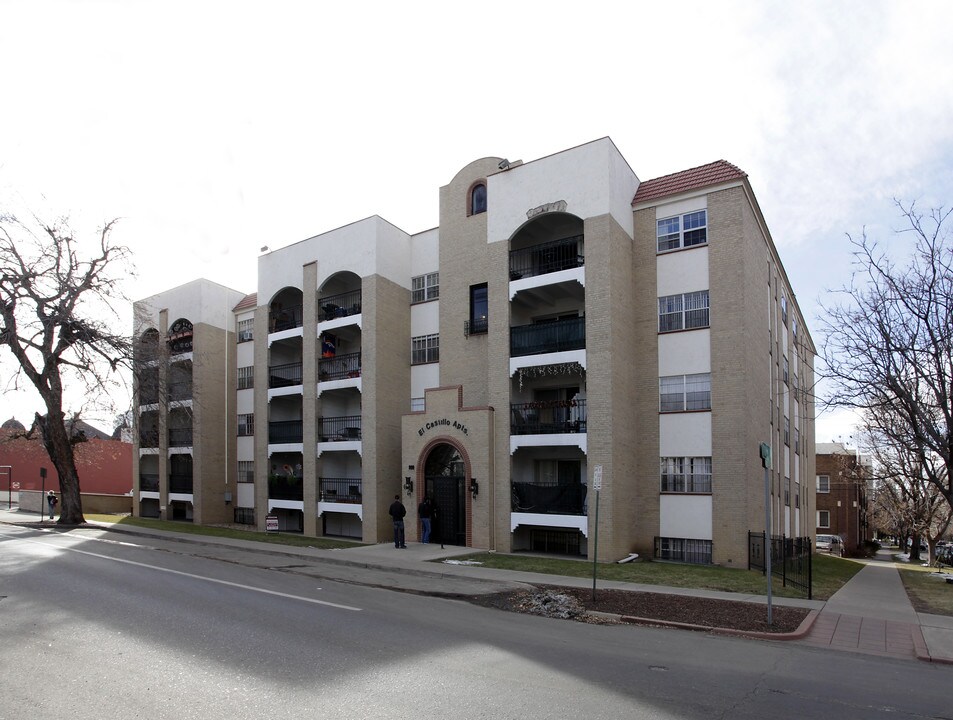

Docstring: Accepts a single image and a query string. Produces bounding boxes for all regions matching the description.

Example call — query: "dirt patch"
[468,584,810,634]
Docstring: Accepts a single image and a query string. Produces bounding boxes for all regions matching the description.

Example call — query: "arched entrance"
[424,443,467,546]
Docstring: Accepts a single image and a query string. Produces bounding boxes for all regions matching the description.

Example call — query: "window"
[794,427,800,454]
[782,356,789,385]
[237,461,254,483]
[657,209,707,252]
[238,413,254,436]
[780,294,788,326]
[469,283,488,334]
[237,319,253,343]
[784,485,790,507]
[795,481,800,508]
[658,290,709,332]
[660,457,712,493]
[783,416,790,446]
[410,397,425,412]
[411,334,439,365]
[412,273,440,303]
[237,366,254,390]
[656,537,712,564]
[817,475,830,493]
[470,183,487,215]
[817,510,830,528]
[659,373,711,412]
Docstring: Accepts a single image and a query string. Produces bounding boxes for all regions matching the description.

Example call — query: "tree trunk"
[35,412,86,525]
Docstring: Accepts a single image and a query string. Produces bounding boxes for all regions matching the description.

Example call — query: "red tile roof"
[234,293,257,312]
[632,160,747,205]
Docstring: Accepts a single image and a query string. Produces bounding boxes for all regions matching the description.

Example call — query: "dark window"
[469,284,488,334]
[470,183,487,215]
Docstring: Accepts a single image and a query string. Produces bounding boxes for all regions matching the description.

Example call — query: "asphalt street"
[1,524,950,720]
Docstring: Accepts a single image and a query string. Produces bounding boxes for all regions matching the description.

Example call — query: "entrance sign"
[266,514,279,533]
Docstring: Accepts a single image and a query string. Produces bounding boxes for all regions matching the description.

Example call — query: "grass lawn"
[897,561,953,616]
[84,514,363,550]
[445,551,862,600]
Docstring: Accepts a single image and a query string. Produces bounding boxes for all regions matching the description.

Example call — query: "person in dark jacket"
[389,494,407,548]
[418,496,433,544]
[47,490,58,520]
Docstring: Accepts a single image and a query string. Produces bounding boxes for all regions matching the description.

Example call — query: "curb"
[606,608,821,640]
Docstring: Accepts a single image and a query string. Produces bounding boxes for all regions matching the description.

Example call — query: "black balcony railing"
[269,420,303,444]
[269,362,303,388]
[139,474,159,492]
[168,381,193,401]
[319,477,363,503]
[270,304,303,332]
[139,430,159,448]
[268,475,303,501]
[511,482,587,515]
[318,416,362,442]
[168,428,193,447]
[510,316,585,357]
[318,351,361,382]
[510,399,587,434]
[319,289,362,322]
[169,474,193,494]
[139,387,159,405]
[509,235,584,281]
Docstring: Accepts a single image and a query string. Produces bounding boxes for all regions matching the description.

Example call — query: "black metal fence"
[509,235,584,280]
[168,428,193,447]
[319,290,362,322]
[318,351,362,381]
[268,476,303,501]
[139,474,159,492]
[169,474,193,494]
[511,399,587,434]
[269,420,303,443]
[318,416,362,441]
[319,477,363,503]
[270,304,303,332]
[654,537,713,564]
[269,362,303,388]
[512,482,586,515]
[749,532,813,598]
[510,316,585,357]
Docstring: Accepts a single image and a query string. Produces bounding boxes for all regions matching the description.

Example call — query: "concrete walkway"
[2,508,951,663]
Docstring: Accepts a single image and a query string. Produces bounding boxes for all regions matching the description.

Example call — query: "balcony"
[168,381,192,401]
[139,474,159,492]
[319,477,363,503]
[318,416,362,442]
[270,304,303,332]
[268,475,303,501]
[168,428,193,447]
[511,482,587,515]
[269,362,303,388]
[511,399,587,435]
[269,420,303,444]
[169,474,193,494]
[509,235,584,281]
[318,351,361,382]
[319,290,362,322]
[510,316,585,357]
[139,430,159,448]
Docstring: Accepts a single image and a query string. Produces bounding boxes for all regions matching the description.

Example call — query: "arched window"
[470,183,487,215]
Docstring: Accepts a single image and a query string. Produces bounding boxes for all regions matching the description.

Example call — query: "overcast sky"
[2,0,951,444]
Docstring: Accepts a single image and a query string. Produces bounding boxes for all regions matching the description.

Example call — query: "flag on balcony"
[321,333,336,358]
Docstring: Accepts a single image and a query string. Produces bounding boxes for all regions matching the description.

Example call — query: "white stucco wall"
[658,330,711,377]
[487,138,638,243]
[659,413,713,456]
[660,494,713,539]
[135,279,246,334]
[410,227,439,275]
[656,246,710,296]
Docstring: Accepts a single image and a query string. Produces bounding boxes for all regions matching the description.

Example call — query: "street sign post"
[591,465,603,601]
[760,443,773,626]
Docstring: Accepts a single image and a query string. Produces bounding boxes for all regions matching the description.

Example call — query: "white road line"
[0,530,362,611]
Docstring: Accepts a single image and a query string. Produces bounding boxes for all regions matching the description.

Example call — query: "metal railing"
[509,235,584,280]
[168,428,193,447]
[510,399,587,434]
[234,507,255,525]
[168,381,193,401]
[318,351,361,381]
[319,290,362,322]
[268,476,303,501]
[269,420,303,444]
[139,474,159,492]
[748,532,813,598]
[269,362,303,388]
[318,416,362,442]
[510,316,585,357]
[654,537,713,564]
[270,304,303,332]
[319,477,363,503]
[169,474,193,494]
[511,482,587,515]
[139,430,159,448]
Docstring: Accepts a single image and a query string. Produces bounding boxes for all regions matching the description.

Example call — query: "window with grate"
[658,290,709,332]
[238,413,254,436]
[411,334,439,365]
[660,373,711,412]
[660,457,712,492]
[237,319,254,342]
[237,460,254,483]
[237,366,254,390]
[411,273,440,303]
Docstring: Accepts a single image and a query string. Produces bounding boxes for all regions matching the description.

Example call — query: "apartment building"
[815,442,872,555]
[132,137,815,565]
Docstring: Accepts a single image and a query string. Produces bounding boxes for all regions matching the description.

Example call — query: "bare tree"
[821,202,953,510]
[0,213,133,523]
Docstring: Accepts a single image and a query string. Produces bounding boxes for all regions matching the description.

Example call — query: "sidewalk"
[3,507,951,663]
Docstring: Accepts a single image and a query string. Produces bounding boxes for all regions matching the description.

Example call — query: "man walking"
[389,494,407,548]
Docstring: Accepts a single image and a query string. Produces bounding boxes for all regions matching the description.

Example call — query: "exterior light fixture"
[404,477,414,495]
[469,478,479,497]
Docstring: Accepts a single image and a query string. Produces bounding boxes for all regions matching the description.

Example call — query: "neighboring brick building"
[132,138,815,565]
[0,419,133,496]
[815,442,872,555]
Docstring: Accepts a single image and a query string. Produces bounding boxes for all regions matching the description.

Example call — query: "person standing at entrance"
[47,490,57,520]
[389,494,407,548]
[418,496,433,544]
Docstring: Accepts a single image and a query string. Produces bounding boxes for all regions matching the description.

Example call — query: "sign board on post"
[591,465,603,600]
[266,514,279,533]
[592,465,603,492]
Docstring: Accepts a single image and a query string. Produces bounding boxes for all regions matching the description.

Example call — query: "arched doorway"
[424,443,467,546]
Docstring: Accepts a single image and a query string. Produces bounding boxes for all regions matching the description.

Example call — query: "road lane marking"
[0,530,362,611]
